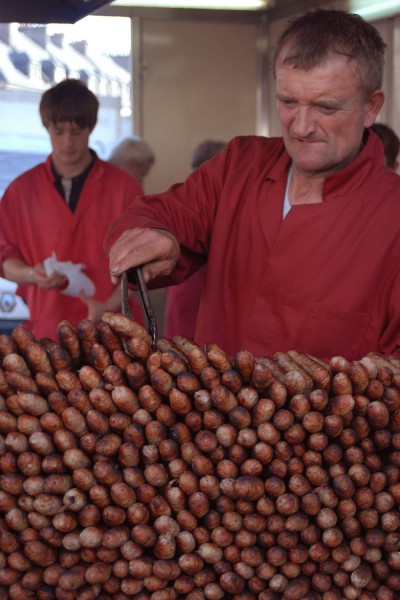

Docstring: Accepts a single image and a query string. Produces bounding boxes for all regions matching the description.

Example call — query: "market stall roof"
[0,0,114,24]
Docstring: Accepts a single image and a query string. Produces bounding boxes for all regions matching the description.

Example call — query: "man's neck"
[289,168,325,206]
[52,150,93,179]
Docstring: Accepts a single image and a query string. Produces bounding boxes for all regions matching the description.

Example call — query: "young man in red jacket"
[0,79,143,340]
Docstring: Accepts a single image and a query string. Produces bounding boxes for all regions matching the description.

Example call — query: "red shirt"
[0,155,143,340]
[106,132,400,360]
[164,267,206,339]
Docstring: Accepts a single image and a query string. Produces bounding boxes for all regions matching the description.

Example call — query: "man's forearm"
[3,258,35,285]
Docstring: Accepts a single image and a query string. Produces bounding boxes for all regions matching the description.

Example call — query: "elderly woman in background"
[109,136,155,186]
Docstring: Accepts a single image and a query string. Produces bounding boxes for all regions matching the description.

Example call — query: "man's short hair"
[273,9,386,98]
[39,78,99,130]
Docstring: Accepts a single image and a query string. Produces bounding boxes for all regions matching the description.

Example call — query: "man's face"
[47,121,91,172]
[275,52,383,177]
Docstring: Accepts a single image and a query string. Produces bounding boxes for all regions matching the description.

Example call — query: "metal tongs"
[121,267,158,350]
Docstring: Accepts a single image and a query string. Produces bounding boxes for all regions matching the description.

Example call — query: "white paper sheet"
[43,252,95,298]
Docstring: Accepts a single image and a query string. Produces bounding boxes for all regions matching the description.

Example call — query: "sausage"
[173,337,209,374]
[48,345,73,372]
[210,385,238,413]
[39,412,63,434]
[16,393,49,416]
[234,350,255,382]
[169,388,192,415]
[348,360,370,394]
[108,411,131,433]
[150,369,175,397]
[101,311,151,343]
[57,320,82,366]
[274,352,314,391]
[11,326,35,353]
[367,352,400,374]
[35,372,60,395]
[0,367,13,397]
[89,388,116,416]
[3,353,31,376]
[5,394,24,416]
[155,337,177,353]
[199,366,221,390]
[5,371,39,394]
[68,389,92,415]
[250,359,276,391]
[0,411,18,433]
[331,371,354,396]
[287,350,331,390]
[89,343,112,373]
[62,407,88,437]
[125,336,152,363]
[125,362,149,390]
[111,386,139,415]
[58,565,87,591]
[24,342,54,374]
[330,355,351,373]
[55,370,82,393]
[96,321,123,353]
[176,372,202,395]
[23,540,57,566]
[77,319,99,355]
[84,561,112,584]
[328,393,355,416]
[85,410,110,435]
[160,350,188,376]
[0,334,17,359]
[103,365,126,388]
[111,350,133,371]
[220,369,243,394]
[283,370,310,396]
[205,342,233,373]
[138,384,162,413]
[47,391,69,415]
[146,351,163,375]
[78,366,104,391]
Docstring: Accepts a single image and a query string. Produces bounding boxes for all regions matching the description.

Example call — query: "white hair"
[109,136,155,167]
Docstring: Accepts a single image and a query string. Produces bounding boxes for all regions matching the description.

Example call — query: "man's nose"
[60,131,74,144]
[291,107,316,138]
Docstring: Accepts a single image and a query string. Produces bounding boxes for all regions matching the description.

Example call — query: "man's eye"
[320,106,337,114]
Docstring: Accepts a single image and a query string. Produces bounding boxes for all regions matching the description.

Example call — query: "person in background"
[106,9,400,361]
[109,136,155,187]
[370,122,399,171]
[0,78,143,340]
[164,139,227,339]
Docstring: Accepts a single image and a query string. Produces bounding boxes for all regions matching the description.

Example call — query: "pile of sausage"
[0,310,399,600]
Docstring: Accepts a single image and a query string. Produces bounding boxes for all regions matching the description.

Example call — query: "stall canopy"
[0,0,114,24]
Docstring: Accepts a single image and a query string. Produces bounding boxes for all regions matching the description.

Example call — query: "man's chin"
[291,156,326,173]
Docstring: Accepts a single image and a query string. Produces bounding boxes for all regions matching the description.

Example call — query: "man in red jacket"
[106,9,400,361]
[0,79,143,340]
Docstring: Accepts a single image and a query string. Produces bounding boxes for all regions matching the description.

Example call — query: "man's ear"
[364,90,385,128]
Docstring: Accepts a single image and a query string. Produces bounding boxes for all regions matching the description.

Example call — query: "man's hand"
[109,227,180,285]
[2,258,67,289]
[32,263,67,290]
[80,286,125,323]
[80,291,108,323]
